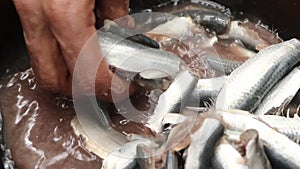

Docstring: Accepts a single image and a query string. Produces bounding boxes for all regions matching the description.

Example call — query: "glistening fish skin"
[187,76,227,107]
[136,144,155,169]
[98,31,185,79]
[146,70,198,133]
[165,151,179,169]
[222,21,282,50]
[212,137,248,169]
[101,139,154,169]
[185,118,224,169]
[104,22,160,49]
[239,129,272,169]
[215,110,300,169]
[257,115,300,144]
[216,39,300,112]
[204,56,242,75]
[255,67,300,115]
[172,9,231,34]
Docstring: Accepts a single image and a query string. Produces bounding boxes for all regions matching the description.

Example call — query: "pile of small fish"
[72,1,300,169]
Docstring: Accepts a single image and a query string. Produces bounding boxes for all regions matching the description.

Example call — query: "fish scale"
[257,115,300,144]
[98,31,185,79]
[216,39,300,112]
[216,110,300,169]
[255,67,300,115]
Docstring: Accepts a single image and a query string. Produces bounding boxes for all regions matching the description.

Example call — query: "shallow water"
[0,69,102,169]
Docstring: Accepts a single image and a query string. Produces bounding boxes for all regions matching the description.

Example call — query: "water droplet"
[61,103,68,109]
[119,119,130,125]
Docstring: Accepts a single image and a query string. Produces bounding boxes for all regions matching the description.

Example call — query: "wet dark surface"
[0,70,102,169]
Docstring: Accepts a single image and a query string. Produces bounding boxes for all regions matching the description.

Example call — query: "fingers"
[13,0,72,96]
[97,0,131,27]
[42,0,134,102]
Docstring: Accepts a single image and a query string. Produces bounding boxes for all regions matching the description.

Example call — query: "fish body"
[205,38,255,75]
[222,21,282,50]
[101,139,154,169]
[98,31,185,79]
[146,70,198,133]
[187,76,227,107]
[255,67,300,115]
[104,20,160,49]
[147,17,195,39]
[165,151,179,169]
[216,39,300,112]
[185,118,224,169]
[136,144,155,169]
[239,129,272,169]
[216,110,300,169]
[212,137,248,169]
[257,115,300,144]
[72,99,128,159]
[205,56,242,75]
[171,8,230,34]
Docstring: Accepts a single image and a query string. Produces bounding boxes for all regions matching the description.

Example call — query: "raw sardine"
[238,129,272,169]
[187,76,227,107]
[146,70,198,133]
[255,67,300,115]
[98,31,185,79]
[185,118,224,169]
[165,151,179,169]
[221,21,282,50]
[215,109,300,169]
[216,39,300,112]
[257,115,300,144]
[212,137,248,169]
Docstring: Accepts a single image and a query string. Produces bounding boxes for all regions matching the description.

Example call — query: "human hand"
[13,0,134,102]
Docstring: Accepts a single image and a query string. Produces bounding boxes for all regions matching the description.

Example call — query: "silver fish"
[221,21,282,50]
[187,76,227,107]
[239,129,272,169]
[165,151,179,169]
[104,19,160,49]
[257,115,300,144]
[255,67,300,115]
[148,1,231,34]
[216,39,300,112]
[205,38,255,75]
[185,118,224,169]
[136,144,155,169]
[146,70,198,133]
[157,112,197,153]
[215,109,300,169]
[147,17,196,39]
[212,136,248,169]
[205,56,242,75]
[98,31,185,79]
[101,139,155,169]
[169,7,231,34]
[72,99,128,159]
